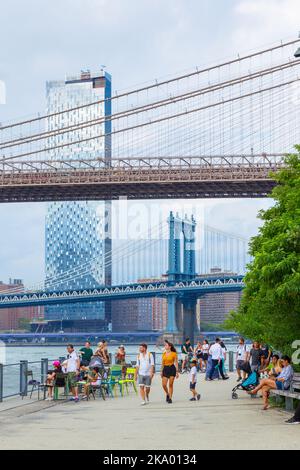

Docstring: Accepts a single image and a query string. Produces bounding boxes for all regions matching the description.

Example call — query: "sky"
[0,0,299,286]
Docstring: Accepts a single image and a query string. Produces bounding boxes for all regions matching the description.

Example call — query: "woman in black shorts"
[161,340,179,404]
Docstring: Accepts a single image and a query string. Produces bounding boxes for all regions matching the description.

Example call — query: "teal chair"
[109,366,123,397]
[100,366,123,398]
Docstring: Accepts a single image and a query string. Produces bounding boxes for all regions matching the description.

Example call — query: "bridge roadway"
[0,373,299,450]
[0,276,244,309]
[0,155,283,202]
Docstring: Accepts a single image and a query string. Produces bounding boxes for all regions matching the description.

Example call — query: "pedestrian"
[101,340,110,365]
[236,337,249,382]
[249,341,262,372]
[161,340,179,404]
[135,343,155,406]
[66,344,80,402]
[260,343,272,369]
[115,345,126,365]
[181,337,193,373]
[189,359,201,401]
[208,338,229,381]
[194,341,203,371]
[286,401,300,425]
[220,341,228,377]
[202,339,209,370]
[79,341,94,366]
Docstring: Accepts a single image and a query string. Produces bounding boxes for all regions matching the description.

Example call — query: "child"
[82,367,101,399]
[189,359,201,401]
[46,361,62,401]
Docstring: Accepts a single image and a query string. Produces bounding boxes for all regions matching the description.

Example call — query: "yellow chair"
[119,367,138,395]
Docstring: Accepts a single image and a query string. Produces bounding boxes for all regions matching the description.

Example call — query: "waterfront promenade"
[0,373,299,450]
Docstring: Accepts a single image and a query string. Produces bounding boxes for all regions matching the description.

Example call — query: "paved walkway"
[0,373,299,450]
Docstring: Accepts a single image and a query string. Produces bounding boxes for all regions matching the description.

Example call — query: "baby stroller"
[231,368,260,399]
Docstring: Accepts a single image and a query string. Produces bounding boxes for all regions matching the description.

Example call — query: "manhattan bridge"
[0,38,299,342]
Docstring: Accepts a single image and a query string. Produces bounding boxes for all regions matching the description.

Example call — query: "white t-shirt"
[137,352,155,376]
[202,344,209,354]
[236,344,248,361]
[66,350,79,373]
[209,343,222,360]
[221,347,227,360]
[189,365,197,383]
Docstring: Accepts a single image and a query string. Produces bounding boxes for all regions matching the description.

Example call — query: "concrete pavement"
[0,372,299,450]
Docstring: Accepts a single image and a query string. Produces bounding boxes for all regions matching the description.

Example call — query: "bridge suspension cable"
[0,37,298,132]
[1,59,299,152]
[1,75,299,164]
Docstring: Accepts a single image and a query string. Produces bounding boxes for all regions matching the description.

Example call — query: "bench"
[270,373,300,411]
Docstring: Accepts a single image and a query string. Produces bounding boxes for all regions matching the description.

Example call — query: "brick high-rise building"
[111,278,168,332]
[0,280,44,330]
[197,268,243,326]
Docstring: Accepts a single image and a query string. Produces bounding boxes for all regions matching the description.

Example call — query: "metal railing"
[0,351,235,403]
[0,358,51,402]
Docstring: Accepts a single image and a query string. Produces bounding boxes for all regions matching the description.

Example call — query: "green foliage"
[226,148,300,356]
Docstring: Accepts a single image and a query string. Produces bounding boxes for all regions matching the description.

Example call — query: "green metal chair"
[53,372,69,400]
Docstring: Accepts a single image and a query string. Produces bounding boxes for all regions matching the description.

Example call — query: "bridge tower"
[166,212,198,344]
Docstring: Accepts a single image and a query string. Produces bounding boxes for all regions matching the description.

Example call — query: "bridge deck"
[0,155,283,202]
[0,373,299,450]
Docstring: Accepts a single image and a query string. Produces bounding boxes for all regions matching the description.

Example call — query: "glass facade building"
[45,70,111,322]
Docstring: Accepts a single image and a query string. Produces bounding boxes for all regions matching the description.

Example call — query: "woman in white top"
[201,340,210,370]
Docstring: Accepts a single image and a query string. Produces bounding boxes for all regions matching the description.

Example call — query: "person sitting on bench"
[248,356,293,410]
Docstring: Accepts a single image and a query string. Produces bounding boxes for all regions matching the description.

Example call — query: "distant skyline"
[1,0,299,285]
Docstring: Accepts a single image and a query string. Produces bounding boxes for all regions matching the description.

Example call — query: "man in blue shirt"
[249,356,293,410]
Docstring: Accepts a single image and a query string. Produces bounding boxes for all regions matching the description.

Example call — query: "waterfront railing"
[0,351,235,402]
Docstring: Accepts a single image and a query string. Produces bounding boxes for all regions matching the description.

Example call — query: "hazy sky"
[0,0,299,286]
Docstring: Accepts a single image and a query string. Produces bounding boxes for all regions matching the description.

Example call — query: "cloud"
[232,0,300,49]
[0,0,282,285]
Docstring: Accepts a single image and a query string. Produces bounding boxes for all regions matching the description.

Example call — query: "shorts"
[181,353,188,362]
[236,360,245,370]
[162,365,177,378]
[138,375,152,387]
[202,354,208,361]
[67,372,78,388]
[190,382,197,390]
[276,380,284,391]
[196,353,203,360]
[91,381,101,387]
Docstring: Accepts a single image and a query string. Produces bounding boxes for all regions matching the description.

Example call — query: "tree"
[226,148,300,355]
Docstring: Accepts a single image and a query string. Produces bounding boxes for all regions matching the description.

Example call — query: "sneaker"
[197,394,201,401]
[74,397,79,403]
[166,394,170,403]
[237,377,242,382]
[141,401,147,406]
[69,397,75,401]
[286,417,300,425]
[189,398,196,401]
[168,398,173,404]
[223,377,229,381]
